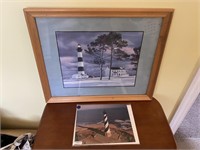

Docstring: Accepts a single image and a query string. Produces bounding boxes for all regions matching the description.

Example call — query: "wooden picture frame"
[24,8,173,103]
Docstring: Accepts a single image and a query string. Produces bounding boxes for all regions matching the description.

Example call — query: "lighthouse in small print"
[103,111,112,137]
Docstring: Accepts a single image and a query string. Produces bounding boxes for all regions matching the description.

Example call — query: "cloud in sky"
[56,31,144,57]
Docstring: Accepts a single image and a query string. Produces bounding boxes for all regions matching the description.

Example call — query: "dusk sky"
[56,31,144,57]
[77,104,127,111]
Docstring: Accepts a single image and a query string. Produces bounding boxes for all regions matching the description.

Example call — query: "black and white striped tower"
[77,44,85,75]
[103,111,112,137]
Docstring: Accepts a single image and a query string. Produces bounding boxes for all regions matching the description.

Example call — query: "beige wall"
[1,0,200,128]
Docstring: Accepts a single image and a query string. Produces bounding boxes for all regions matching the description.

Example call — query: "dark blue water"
[76,107,130,124]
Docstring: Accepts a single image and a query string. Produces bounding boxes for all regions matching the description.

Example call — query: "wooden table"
[33,98,176,149]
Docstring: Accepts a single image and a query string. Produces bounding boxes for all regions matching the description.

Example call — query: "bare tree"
[85,32,128,80]
[85,34,107,80]
[105,32,128,80]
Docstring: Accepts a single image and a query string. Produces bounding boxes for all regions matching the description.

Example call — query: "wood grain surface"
[33,98,176,149]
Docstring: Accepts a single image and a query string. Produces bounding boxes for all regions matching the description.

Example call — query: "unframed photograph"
[73,104,140,146]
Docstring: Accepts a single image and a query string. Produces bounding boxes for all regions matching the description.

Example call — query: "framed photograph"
[73,103,139,146]
[24,8,173,103]
[56,31,144,88]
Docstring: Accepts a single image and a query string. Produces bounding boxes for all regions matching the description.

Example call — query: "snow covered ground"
[63,76,136,87]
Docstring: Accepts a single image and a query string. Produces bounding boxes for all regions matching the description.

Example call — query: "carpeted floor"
[174,94,200,149]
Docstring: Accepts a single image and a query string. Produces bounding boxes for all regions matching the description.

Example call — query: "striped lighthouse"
[77,44,85,75]
[103,111,112,137]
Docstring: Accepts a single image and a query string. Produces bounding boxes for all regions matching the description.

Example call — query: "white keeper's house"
[104,67,129,77]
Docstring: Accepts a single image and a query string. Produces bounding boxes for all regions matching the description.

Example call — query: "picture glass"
[56,31,144,88]
[36,17,162,96]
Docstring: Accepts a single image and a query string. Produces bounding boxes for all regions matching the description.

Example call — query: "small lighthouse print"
[103,111,112,137]
[73,104,140,146]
